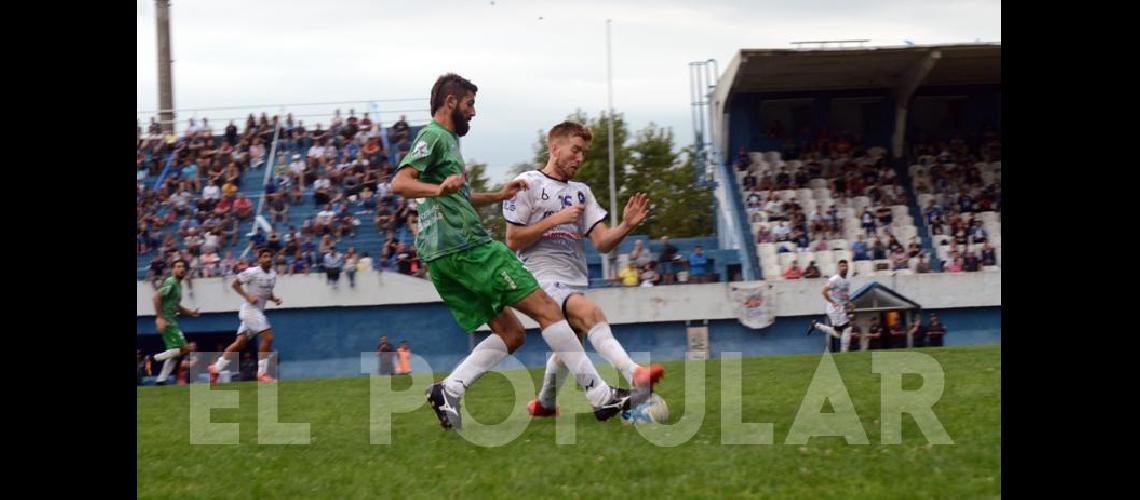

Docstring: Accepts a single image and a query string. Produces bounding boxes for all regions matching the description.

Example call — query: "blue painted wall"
[139,304,999,381]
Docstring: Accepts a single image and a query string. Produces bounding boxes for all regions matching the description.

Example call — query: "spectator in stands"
[344,247,358,287]
[324,246,343,287]
[926,313,946,347]
[875,203,893,226]
[891,247,909,270]
[970,220,988,244]
[924,199,942,224]
[871,238,887,260]
[887,234,903,253]
[270,194,288,224]
[688,246,708,283]
[743,173,757,189]
[907,238,922,259]
[314,175,332,206]
[734,147,751,171]
[930,217,945,236]
[266,231,282,254]
[772,221,791,241]
[219,215,238,248]
[639,261,660,287]
[783,261,802,280]
[395,243,414,275]
[658,237,680,285]
[392,115,410,141]
[202,180,221,205]
[964,251,980,272]
[861,208,876,236]
[953,224,969,246]
[315,204,336,237]
[794,229,810,252]
[809,207,826,235]
[803,261,821,278]
[233,194,254,220]
[946,253,963,273]
[755,224,773,244]
[628,239,651,269]
[620,262,639,287]
[915,253,930,274]
[357,251,374,273]
[851,235,869,261]
[981,243,997,266]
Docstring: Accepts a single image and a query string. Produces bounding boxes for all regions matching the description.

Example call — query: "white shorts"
[238,304,271,339]
[541,281,588,313]
[826,305,849,329]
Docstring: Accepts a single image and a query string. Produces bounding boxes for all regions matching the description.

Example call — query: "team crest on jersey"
[410,140,430,159]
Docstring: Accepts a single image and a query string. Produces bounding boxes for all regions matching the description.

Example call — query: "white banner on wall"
[731,282,774,329]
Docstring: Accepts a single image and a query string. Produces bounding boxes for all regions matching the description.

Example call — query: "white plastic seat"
[797,251,816,269]
[833,250,853,263]
[853,260,875,276]
[779,252,799,267]
[830,239,849,251]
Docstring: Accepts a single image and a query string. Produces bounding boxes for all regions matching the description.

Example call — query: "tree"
[463,161,506,241]
[624,125,713,238]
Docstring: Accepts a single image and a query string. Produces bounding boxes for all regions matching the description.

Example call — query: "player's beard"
[453,107,471,137]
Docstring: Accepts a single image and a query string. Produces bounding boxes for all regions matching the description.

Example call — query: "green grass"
[137,345,1000,498]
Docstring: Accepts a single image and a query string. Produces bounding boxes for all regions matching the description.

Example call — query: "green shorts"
[426,241,540,332]
[161,323,186,350]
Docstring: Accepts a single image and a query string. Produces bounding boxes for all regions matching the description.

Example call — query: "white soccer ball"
[621,393,668,425]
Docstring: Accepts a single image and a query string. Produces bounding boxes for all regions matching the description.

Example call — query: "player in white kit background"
[503,121,665,416]
[209,248,283,384]
[806,259,855,352]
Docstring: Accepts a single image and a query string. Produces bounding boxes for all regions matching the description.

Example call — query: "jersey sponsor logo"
[505,199,517,212]
[410,140,430,159]
[541,230,582,240]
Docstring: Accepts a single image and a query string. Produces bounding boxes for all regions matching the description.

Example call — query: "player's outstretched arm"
[471,179,528,207]
[179,305,201,317]
[153,290,167,332]
[390,166,460,199]
[589,193,649,254]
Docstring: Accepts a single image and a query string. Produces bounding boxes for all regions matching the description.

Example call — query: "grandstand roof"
[850,281,922,312]
[716,43,1001,97]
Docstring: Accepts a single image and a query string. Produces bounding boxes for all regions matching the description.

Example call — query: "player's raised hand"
[437,175,465,196]
[190,308,201,317]
[499,179,529,200]
[550,205,585,226]
[273,296,283,306]
[623,193,650,227]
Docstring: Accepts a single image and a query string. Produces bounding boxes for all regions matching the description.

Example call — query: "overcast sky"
[137,0,1000,183]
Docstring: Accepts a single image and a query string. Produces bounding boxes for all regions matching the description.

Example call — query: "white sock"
[840,327,853,353]
[214,354,231,373]
[154,348,180,362]
[815,322,839,337]
[257,355,272,377]
[156,356,178,382]
[541,320,611,408]
[443,334,509,397]
[537,354,569,409]
[586,322,637,384]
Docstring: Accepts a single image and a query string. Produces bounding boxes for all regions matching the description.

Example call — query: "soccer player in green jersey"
[392,73,640,430]
[151,259,199,385]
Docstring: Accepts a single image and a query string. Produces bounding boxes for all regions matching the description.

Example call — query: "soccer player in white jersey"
[503,121,665,417]
[806,259,855,352]
[208,248,283,384]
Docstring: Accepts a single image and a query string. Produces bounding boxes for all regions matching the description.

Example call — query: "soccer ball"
[621,393,668,425]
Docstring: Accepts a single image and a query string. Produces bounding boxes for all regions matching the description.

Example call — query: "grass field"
[137,344,1000,498]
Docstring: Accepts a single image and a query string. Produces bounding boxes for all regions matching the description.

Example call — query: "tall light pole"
[604,19,617,281]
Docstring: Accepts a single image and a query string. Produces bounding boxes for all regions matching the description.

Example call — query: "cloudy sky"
[137,0,1000,183]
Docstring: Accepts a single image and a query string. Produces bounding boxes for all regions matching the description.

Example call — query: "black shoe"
[594,386,647,422]
[805,320,818,336]
[154,380,167,386]
[425,383,462,430]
